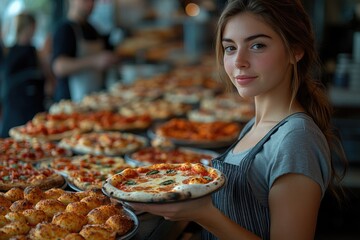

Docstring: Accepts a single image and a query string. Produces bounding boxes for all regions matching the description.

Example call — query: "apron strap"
[246,119,288,159]
[213,117,289,162]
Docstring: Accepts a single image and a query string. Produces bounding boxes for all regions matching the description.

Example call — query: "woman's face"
[222,12,293,99]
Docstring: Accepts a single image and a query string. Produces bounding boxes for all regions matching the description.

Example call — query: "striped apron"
[202,120,288,240]
[68,23,104,102]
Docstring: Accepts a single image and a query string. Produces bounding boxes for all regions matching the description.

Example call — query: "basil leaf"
[160,179,175,185]
[204,176,213,181]
[146,170,159,175]
[166,169,176,174]
[125,180,136,185]
[19,175,27,180]
[2,176,10,181]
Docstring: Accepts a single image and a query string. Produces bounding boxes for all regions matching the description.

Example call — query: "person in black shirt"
[51,0,119,102]
[0,12,45,137]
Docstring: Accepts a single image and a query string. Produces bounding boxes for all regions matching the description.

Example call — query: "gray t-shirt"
[224,113,331,207]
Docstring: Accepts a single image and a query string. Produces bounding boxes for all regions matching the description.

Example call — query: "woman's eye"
[224,45,236,53]
[251,43,265,50]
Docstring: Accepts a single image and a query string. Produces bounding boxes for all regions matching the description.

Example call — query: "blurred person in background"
[51,0,119,102]
[0,11,45,137]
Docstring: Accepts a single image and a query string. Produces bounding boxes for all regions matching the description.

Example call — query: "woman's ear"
[291,47,304,64]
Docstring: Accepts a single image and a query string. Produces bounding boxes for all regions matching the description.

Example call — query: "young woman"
[128,0,348,239]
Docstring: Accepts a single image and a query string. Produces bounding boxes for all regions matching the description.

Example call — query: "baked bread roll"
[63,233,85,240]
[44,188,65,199]
[24,186,45,204]
[80,195,110,209]
[5,212,26,223]
[105,214,134,235]
[9,199,33,212]
[86,204,123,225]
[57,192,80,205]
[65,201,91,216]
[0,206,10,216]
[7,234,28,240]
[29,223,69,240]
[79,224,116,240]
[22,209,48,226]
[0,215,9,227]
[0,221,30,237]
[4,187,24,202]
[0,195,12,208]
[52,212,87,233]
[34,199,66,218]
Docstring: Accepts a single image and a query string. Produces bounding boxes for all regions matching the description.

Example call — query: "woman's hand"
[125,195,213,222]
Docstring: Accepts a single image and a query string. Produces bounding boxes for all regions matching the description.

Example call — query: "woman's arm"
[129,195,261,240]
[129,173,321,240]
[52,51,118,77]
[269,173,322,240]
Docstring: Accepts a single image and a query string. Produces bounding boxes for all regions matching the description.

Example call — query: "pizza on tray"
[84,111,152,132]
[110,82,163,101]
[187,93,255,123]
[48,99,90,114]
[164,87,214,104]
[127,146,218,166]
[58,132,148,156]
[102,163,226,203]
[0,138,71,163]
[9,111,152,142]
[0,186,137,240]
[153,118,241,147]
[80,92,129,111]
[0,159,65,192]
[8,112,89,142]
[39,155,133,191]
[119,99,192,120]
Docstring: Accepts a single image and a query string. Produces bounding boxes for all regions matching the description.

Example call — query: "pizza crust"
[9,125,81,142]
[104,178,224,203]
[0,173,65,192]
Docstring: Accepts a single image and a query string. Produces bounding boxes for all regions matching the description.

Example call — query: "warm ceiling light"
[185,3,200,17]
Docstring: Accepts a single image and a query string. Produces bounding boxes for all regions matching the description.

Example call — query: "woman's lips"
[235,75,256,85]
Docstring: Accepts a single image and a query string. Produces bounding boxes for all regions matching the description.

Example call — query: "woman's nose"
[234,50,249,68]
